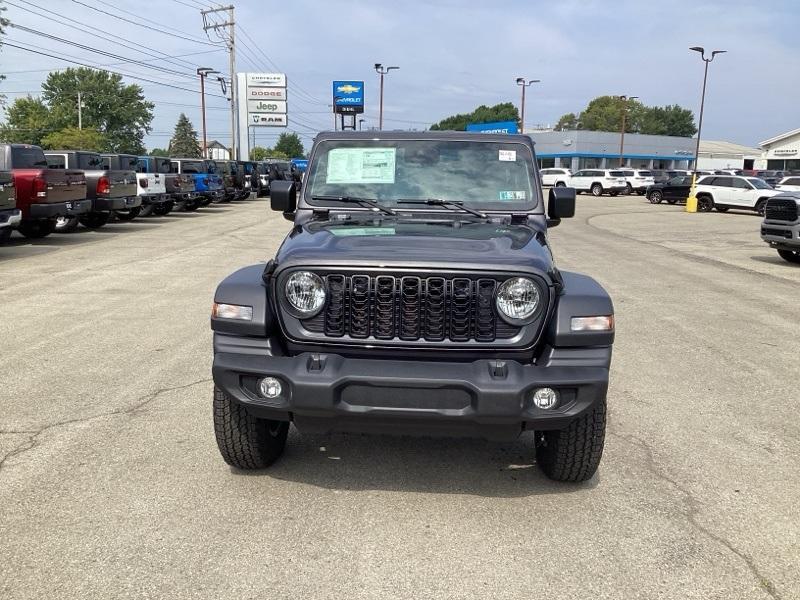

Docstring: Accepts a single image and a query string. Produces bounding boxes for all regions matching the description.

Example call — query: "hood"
[275,218,555,275]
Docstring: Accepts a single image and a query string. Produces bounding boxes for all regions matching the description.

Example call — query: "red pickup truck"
[0,144,88,238]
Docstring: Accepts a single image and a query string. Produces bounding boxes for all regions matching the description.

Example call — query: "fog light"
[532,387,559,409]
[259,377,282,399]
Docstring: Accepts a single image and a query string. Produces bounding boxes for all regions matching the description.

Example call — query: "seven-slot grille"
[300,273,522,343]
[765,198,799,222]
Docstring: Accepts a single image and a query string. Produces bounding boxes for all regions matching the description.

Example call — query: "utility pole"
[202,6,237,159]
[374,63,399,131]
[197,68,218,159]
[77,91,84,130]
[617,95,638,167]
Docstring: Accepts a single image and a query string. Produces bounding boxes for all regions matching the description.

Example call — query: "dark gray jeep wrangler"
[211,131,614,482]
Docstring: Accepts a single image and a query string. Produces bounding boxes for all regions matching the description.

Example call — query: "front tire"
[55,216,80,233]
[755,199,767,217]
[697,195,714,212]
[591,183,603,197]
[649,190,663,204]
[213,386,289,469]
[778,249,800,264]
[79,211,111,229]
[0,227,11,244]
[536,399,606,482]
[555,181,566,188]
[114,206,142,221]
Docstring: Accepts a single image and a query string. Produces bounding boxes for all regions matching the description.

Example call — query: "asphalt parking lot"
[1,196,798,599]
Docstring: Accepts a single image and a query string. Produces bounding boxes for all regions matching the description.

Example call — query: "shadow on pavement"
[232,428,597,497]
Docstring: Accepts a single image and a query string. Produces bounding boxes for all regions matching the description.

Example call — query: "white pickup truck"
[101,153,168,217]
[694,175,783,215]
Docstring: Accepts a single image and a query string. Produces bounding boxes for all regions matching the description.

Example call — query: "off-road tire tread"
[777,249,800,264]
[213,386,288,469]
[537,399,606,482]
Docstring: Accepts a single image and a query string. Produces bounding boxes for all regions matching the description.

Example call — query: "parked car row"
[0,143,294,243]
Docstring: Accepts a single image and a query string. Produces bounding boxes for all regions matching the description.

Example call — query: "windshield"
[748,178,773,190]
[304,139,537,211]
[78,153,103,169]
[11,146,48,168]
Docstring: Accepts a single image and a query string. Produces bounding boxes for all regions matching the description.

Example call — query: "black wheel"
[78,211,111,229]
[715,206,729,213]
[590,183,603,197]
[213,386,289,469]
[697,195,714,212]
[625,183,633,195]
[139,204,154,217]
[183,199,199,211]
[555,181,566,188]
[777,249,800,264]
[536,399,607,482]
[666,198,678,205]
[55,216,80,233]
[609,191,619,197]
[755,199,767,217]
[114,206,142,221]
[18,219,56,239]
[152,201,174,216]
[0,227,11,245]
[649,191,663,204]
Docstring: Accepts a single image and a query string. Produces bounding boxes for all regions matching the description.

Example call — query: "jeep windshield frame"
[303,136,539,213]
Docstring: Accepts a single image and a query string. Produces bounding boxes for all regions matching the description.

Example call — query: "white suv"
[568,169,628,196]
[694,175,783,214]
[618,169,655,195]
[540,168,571,187]
[775,176,800,193]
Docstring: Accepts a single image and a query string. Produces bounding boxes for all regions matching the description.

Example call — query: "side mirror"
[547,186,576,227]
[270,180,297,216]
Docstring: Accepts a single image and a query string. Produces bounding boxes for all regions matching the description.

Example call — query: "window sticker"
[326,148,396,184]
[329,227,396,237]
[499,191,526,200]
[498,150,516,162]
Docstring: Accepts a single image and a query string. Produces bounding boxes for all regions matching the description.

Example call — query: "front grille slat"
[306,272,526,343]
[765,198,799,222]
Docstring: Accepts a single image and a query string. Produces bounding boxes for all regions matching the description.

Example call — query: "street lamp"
[375,63,399,131]
[617,94,638,167]
[686,46,727,212]
[515,77,540,133]
[197,67,219,158]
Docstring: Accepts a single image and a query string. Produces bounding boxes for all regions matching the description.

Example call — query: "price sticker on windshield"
[499,191,526,200]
[498,150,516,162]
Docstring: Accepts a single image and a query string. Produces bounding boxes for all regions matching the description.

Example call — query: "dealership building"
[759,128,800,171]
[528,130,695,171]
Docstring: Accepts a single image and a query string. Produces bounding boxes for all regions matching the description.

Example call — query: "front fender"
[546,271,614,348]
[211,264,274,337]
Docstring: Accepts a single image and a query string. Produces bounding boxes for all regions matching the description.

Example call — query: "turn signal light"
[570,316,614,332]
[212,302,253,321]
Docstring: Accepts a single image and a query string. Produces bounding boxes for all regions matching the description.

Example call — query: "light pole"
[617,95,638,167]
[685,46,726,212]
[515,77,540,133]
[374,63,399,131]
[197,67,219,158]
[77,92,85,130]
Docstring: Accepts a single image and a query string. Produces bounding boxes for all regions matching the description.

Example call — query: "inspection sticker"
[499,191,526,200]
[326,148,396,184]
[329,227,396,237]
[498,150,516,161]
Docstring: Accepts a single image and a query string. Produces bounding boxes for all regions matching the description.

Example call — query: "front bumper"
[0,208,22,229]
[66,198,93,216]
[213,335,610,441]
[95,196,141,211]
[761,220,800,251]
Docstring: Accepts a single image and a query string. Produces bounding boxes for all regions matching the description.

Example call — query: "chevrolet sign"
[332,80,364,114]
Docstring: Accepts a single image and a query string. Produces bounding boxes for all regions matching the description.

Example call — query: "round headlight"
[285,271,326,316]
[496,277,540,322]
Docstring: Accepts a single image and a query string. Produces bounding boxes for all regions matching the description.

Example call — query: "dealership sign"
[245,73,287,128]
[332,80,364,114]
[466,120,519,134]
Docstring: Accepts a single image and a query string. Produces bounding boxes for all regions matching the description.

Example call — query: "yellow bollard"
[685,174,698,213]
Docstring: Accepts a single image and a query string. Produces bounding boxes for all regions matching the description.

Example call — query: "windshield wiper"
[396,198,488,218]
[311,195,396,215]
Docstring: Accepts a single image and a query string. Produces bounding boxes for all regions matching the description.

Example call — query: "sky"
[1,0,799,153]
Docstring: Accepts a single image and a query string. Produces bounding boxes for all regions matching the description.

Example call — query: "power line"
[69,0,221,47]
[1,49,223,75]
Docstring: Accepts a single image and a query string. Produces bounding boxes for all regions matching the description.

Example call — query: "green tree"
[167,113,201,158]
[273,132,304,158]
[555,112,579,131]
[250,146,269,161]
[0,95,51,145]
[148,147,169,156]
[556,96,697,137]
[640,104,697,137]
[577,96,646,133]
[429,102,520,131]
[41,67,154,153]
[41,126,106,150]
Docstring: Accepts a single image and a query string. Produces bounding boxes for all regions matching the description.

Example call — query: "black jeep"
[211,131,614,482]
